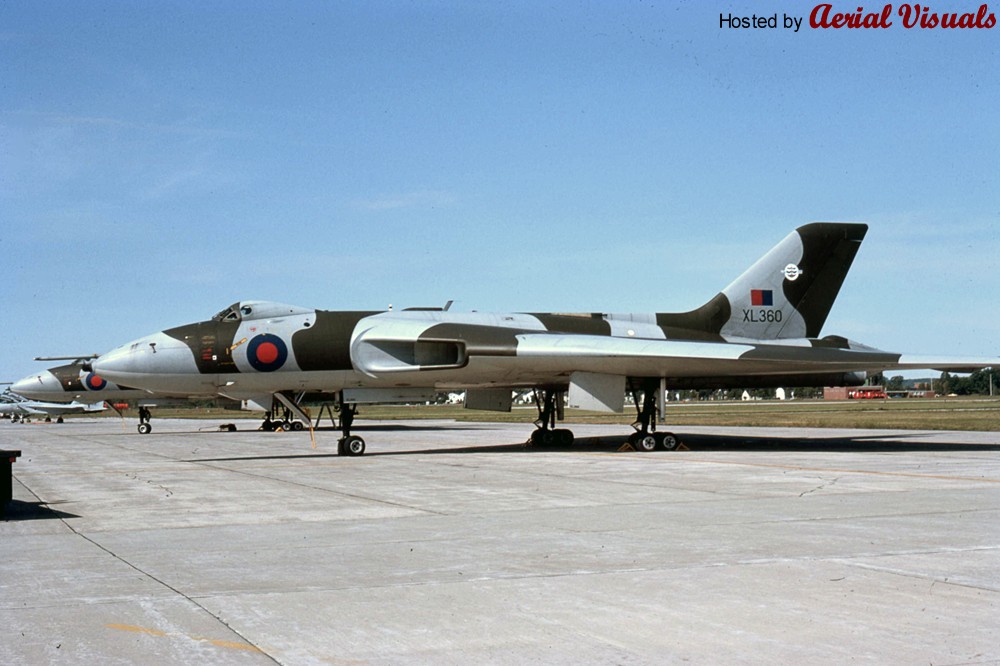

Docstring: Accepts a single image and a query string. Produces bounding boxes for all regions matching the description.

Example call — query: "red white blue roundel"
[85,372,108,391]
[247,334,288,372]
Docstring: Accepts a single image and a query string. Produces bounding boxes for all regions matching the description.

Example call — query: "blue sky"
[3,1,998,381]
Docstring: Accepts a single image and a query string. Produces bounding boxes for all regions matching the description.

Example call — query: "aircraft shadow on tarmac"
[673,432,1000,452]
[370,433,1000,456]
[186,432,1000,463]
[2,500,80,522]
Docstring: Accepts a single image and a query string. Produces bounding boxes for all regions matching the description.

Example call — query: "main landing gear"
[527,389,574,447]
[626,380,680,452]
[524,381,681,452]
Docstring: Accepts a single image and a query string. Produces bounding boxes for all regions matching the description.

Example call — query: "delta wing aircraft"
[12,356,141,404]
[12,358,254,432]
[91,223,998,454]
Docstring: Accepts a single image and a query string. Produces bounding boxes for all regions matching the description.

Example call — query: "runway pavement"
[2,417,998,664]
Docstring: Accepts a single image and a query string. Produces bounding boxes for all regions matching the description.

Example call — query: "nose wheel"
[338,435,366,456]
[137,406,152,434]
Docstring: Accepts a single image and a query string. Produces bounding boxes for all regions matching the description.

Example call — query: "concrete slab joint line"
[8,468,280,664]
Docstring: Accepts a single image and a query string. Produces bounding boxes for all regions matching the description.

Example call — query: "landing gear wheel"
[56,417,64,424]
[634,433,657,452]
[555,429,574,446]
[657,432,680,451]
[281,421,292,431]
[342,436,366,456]
[138,423,152,435]
[291,421,304,431]
[530,429,554,447]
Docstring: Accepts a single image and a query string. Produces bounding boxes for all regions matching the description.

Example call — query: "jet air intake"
[353,336,467,375]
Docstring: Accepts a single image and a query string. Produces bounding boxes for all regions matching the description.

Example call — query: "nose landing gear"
[336,399,365,456]
[137,405,152,434]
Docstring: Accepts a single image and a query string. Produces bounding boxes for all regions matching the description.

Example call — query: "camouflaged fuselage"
[90,223,1000,401]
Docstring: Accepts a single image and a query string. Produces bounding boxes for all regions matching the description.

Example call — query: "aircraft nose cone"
[93,332,198,392]
[11,371,61,400]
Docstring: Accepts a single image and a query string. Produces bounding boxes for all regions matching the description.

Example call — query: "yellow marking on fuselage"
[228,337,248,352]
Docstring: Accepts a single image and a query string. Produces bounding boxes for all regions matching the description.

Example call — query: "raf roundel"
[85,373,108,391]
[247,334,289,372]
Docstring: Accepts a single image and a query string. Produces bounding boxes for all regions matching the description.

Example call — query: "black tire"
[635,433,657,452]
[658,432,680,451]
[56,417,64,424]
[281,421,292,431]
[556,429,574,446]
[530,429,554,447]
[227,424,237,432]
[138,423,152,435]
[345,436,366,456]
[291,421,304,431]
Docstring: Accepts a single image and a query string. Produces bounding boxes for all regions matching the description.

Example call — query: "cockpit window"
[210,301,311,322]
[212,302,243,322]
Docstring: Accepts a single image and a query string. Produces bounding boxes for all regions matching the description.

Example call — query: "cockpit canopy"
[211,301,313,322]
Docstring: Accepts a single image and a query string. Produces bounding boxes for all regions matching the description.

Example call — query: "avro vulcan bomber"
[92,223,998,454]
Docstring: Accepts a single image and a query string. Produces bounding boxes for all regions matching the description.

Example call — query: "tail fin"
[660,223,868,340]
